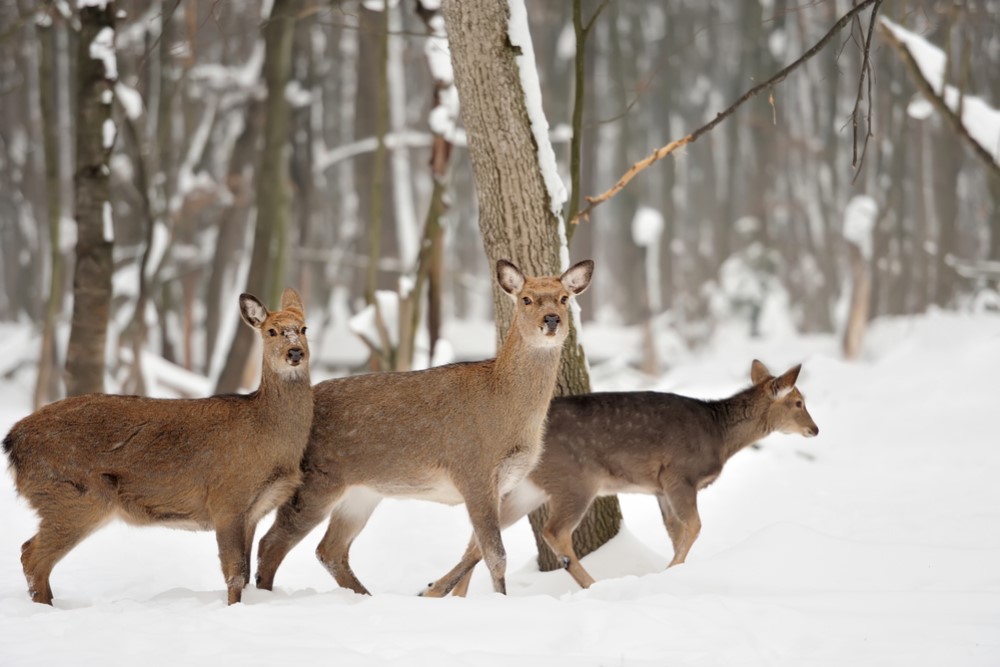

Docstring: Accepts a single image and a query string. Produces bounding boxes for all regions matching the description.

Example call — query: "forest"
[0,0,997,408]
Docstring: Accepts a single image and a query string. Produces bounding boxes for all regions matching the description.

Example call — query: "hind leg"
[256,470,343,591]
[22,503,108,605]
[314,487,382,595]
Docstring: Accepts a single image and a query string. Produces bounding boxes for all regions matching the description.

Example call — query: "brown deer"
[423,359,818,596]
[255,259,594,595]
[2,288,313,605]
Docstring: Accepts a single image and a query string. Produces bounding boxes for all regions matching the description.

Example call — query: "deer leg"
[21,498,108,605]
[659,485,701,567]
[540,494,598,590]
[216,518,251,605]
[464,490,506,594]
[314,487,381,595]
[450,569,474,597]
[256,473,343,591]
[421,537,482,598]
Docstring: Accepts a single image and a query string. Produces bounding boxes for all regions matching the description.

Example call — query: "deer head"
[751,359,819,438]
[497,259,593,350]
[240,288,310,378]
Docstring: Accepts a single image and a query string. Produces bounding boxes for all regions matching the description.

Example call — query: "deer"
[2,288,313,606]
[254,259,594,596]
[422,359,819,597]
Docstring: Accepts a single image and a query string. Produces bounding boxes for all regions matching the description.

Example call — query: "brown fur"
[255,259,594,595]
[3,288,314,605]
[424,360,819,596]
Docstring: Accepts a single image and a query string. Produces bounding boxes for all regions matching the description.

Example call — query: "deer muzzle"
[543,313,561,334]
[287,348,304,365]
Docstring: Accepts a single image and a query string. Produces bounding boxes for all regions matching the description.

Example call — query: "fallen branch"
[571,0,881,225]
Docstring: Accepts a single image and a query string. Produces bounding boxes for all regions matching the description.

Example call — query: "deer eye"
[560,295,569,305]
[522,296,532,305]
[300,326,307,335]
[795,400,803,408]
[268,329,277,337]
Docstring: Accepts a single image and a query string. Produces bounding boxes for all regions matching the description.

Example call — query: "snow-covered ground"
[1,311,998,666]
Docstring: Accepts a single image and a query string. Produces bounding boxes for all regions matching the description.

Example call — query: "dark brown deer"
[255,259,594,595]
[424,359,818,596]
[3,288,313,605]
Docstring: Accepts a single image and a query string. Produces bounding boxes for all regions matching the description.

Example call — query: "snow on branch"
[879,18,1000,176]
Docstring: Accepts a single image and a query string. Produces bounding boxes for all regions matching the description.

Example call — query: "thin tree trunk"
[33,7,64,408]
[215,0,298,393]
[65,2,116,397]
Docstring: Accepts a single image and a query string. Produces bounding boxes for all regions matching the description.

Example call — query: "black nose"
[544,314,560,329]
[287,348,303,363]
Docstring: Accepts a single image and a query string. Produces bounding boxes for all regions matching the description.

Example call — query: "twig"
[850,0,883,183]
[571,0,881,225]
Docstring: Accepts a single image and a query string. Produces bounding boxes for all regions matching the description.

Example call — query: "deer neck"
[253,366,313,419]
[713,388,772,463]
[491,327,563,412]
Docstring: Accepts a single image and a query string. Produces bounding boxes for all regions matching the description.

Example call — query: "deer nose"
[544,314,560,330]
[287,348,303,364]
[806,425,819,437]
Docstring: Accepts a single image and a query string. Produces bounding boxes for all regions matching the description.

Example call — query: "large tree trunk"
[443,0,622,574]
[64,2,116,397]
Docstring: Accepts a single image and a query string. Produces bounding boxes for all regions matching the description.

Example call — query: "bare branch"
[571,0,881,225]
[850,0,883,182]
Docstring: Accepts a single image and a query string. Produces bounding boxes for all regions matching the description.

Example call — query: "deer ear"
[751,359,772,384]
[239,293,269,330]
[280,287,304,315]
[497,260,525,296]
[769,364,801,399]
[560,259,594,295]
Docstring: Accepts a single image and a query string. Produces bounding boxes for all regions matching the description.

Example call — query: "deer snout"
[543,313,560,332]
[287,348,304,365]
[803,424,819,437]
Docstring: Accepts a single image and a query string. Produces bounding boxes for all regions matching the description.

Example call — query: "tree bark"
[65,2,116,397]
[443,0,622,574]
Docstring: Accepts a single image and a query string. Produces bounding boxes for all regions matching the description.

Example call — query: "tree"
[65,1,117,397]
[442,0,622,573]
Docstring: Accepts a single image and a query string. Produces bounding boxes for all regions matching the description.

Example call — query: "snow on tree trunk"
[442,0,621,573]
[65,1,117,397]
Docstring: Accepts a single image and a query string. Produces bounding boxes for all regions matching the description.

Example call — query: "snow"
[630,206,664,247]
[101,200,114,243]
[78,0,110,8]
[2,312,998,664]
[507,0,568,218]
[88,26,117,82]
[115,82,144,119]
[882,18,1000,166]
[843,195,878,260]
[101,118,116,149]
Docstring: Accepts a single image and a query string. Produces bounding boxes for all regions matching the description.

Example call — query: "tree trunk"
[443,0,621,574]
[215,0,299,393]
[65,2,116,397]
[33,7,64,408]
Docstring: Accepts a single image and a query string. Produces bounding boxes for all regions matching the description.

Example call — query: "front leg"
[657,485,701,567]
[462,487,506,594]
[216,518,250,605]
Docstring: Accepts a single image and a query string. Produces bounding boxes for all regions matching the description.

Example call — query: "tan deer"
[2,288,313,605]
[255,259,594,595]
[423,360,819,596]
